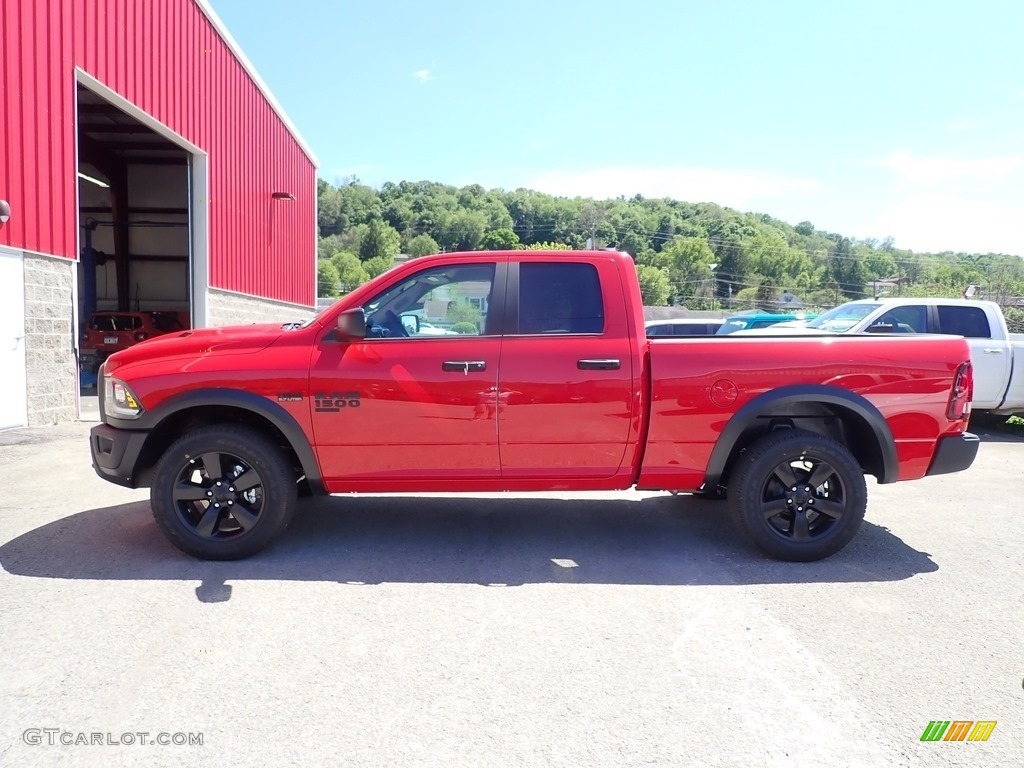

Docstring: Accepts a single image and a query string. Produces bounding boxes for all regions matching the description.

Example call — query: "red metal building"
[0,0,318,427]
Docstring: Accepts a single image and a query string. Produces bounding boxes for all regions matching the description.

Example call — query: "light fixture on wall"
[271,191,295,201]
[0,199,10,224]
[78,172,110,188]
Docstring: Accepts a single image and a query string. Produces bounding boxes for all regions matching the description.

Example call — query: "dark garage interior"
[76,84,193,392]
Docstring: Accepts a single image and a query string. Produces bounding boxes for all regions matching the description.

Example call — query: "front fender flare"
[114,388,324,494]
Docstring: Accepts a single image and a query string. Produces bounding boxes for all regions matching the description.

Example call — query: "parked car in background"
[716,311,818,334]
[755,298,1024,413]
[417,320,459,335]
[645,318,726,336]
[80,311,188,388]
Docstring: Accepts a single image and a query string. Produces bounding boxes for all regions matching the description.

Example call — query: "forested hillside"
[316,178,1024,319]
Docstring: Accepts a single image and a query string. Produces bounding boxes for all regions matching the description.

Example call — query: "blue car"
[716,311,818,334]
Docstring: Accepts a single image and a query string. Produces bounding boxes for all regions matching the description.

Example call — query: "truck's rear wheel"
[150,425,297,560]
[727,429,867,561]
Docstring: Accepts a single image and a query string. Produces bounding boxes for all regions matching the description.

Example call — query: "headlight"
[103,376,144,419]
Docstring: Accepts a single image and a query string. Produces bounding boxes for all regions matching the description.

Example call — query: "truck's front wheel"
[150,425,297,560]
[727,430,867,561]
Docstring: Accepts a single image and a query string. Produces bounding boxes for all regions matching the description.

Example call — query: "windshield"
[89,314,141,331]
[806,303,881,332]
[716,318,752,335]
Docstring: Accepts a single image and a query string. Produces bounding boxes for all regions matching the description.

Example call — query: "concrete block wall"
[24,254,77,426]
[206,289,315,328]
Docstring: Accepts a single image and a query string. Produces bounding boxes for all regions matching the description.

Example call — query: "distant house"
[868,276,912,297]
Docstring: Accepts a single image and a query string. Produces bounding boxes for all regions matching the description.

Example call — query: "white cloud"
[946,119,985,133]
[871,193,1022,255]
[413,69,432,82]
[516,166,819,208]
[863,150,1024,254]
[875,151,1024,185]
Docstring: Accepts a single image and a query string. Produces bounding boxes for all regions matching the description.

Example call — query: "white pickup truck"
[759,298,1024,414]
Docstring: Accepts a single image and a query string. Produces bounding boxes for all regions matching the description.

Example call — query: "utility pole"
[580,205,600,250]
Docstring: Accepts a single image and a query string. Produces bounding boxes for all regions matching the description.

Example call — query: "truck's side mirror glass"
[335,308,367,340]
[400,314,420,334]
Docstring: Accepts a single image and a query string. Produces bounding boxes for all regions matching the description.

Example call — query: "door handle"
[983,348,1004,354]
[442,360,486,374]
[577,358,621,370]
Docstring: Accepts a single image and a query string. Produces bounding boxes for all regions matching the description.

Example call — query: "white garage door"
[0,247,28,429]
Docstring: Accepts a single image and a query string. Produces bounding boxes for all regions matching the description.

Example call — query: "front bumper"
[925,431,980,476]
[90,424,150,488]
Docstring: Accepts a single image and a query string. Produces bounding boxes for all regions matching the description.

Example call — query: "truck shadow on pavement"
[0,494,938,600]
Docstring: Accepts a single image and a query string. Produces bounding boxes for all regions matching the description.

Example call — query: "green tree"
[330,251,370,292]
[662,236,717,302]
[446,302,482,325]
[407,233,441,258]
[335,223,368,256]
[317,259,340,298]
[636,265,671,305]
[829,237,867,298]
[314,176,1010,311]
[437,210,488,251]
[318,233,348,260]
[479,227,521,250]
[525,241,572,250]
[363,255,394,279]
[317,183,344,236]
[359,219,401,262]
[335,179,382,228]
[861,249,898,281]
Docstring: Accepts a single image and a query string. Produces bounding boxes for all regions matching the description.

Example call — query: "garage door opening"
[75,80,200,395]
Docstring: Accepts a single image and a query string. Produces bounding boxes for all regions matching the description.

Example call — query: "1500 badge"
[314,391,361,412]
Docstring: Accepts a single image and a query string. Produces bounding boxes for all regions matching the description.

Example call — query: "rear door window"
[517,262,604,334]
[938,305,992,338]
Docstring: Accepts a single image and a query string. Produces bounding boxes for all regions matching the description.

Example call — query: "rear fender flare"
[703,385,898,489]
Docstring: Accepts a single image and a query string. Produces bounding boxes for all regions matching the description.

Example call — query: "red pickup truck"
[90,250,979,562]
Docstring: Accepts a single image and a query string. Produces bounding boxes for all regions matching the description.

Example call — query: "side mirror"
[400,314,420,334]
[335,308,366,340]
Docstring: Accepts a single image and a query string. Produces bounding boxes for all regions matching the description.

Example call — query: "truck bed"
[639,334,972,491]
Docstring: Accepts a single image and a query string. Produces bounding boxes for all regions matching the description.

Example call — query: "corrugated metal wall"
[0,0,317,306]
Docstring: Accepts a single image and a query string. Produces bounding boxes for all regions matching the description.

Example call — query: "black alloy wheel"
[151,425,297,560]
[727,429,867,561]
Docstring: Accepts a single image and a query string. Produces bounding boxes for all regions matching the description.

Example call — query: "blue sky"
[209,0,1024,256]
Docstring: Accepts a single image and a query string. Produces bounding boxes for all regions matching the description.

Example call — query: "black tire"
[150,425,298,560]
[727,429,867,561]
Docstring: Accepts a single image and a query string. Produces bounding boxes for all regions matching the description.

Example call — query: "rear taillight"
[134,332,149,342]
[946,362,973,420]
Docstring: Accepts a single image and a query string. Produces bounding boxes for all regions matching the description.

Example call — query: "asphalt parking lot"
[1,419,1021,767]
